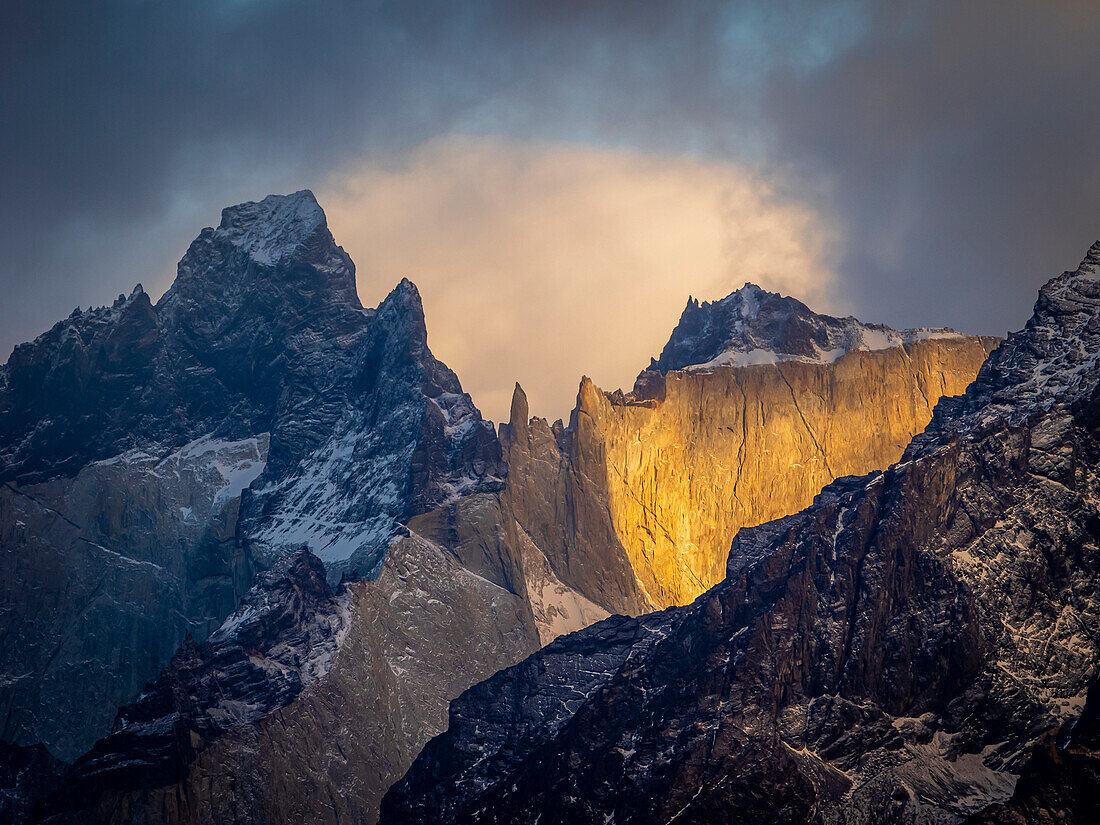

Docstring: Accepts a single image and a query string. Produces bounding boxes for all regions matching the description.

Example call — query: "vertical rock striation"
[504,285,997,608]
[498,383,656,618]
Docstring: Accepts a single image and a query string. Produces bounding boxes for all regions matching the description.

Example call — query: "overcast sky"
[3,1,1099,421]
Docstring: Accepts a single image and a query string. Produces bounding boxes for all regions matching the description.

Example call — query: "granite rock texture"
[5,191,1009,825]
[503,296,997,608]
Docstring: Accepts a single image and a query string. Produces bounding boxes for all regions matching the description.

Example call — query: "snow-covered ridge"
[216,189,327,266]
[246,413,410,568]
[11,283,151,361]
[648,282,965,375]
[73,282,148,324]
[691,326,964,371]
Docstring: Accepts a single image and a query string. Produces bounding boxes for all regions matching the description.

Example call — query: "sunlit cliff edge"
[503,290,998,609]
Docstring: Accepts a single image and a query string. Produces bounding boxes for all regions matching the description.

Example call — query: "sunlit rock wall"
[507,336,998,609]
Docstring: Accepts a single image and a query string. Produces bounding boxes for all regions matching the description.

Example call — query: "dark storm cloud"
[765,0,1100,335]
[0,0,820,358]
[0,0,510,352]
[2,0,1098,365]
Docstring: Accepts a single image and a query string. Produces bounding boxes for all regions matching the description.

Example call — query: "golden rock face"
[507,336,999,609]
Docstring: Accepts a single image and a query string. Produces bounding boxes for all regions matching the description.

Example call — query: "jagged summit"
[0,188,496,520]
[158,190,362,330]
[1081,238,1100,271]
[216,189,328,267]
[376,277,429,346]
[643,281,963,378]
[509,382,530,429]
[0,190,507,777]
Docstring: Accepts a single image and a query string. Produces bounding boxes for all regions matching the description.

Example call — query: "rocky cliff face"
[49,267,994,825]
[0,188,373,764]
[498,384,657,619]
[66,550,349,797]
[505,285,997,608]
[969,675,1100,825]
[53,461,623,825]
[382,243,1100,825]
[0,433,264,762]
[60,502,542,825]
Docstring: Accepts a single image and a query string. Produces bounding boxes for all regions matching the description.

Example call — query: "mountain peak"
[158,190,361,333]
[509,382,529,428]
[389,276,423,303]
[643,282,962,378]
[215,190,327,267]
[377,277,426,335]
[1077,239,1100,276]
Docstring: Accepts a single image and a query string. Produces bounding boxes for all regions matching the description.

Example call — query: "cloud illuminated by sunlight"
[322,136,838,423]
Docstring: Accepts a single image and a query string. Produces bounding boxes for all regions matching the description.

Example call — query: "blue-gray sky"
[3,1,1099,420]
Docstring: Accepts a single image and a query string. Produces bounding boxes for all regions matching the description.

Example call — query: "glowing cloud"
[322,136,838,422]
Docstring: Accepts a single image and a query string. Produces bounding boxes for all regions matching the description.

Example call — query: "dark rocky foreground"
[382,243,1100,825]
[970,676,1100,824]
[64,551,347,799]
